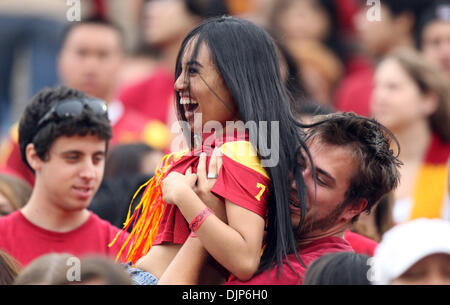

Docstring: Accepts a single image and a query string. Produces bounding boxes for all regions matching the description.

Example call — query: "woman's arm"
[163,149,265,281]
[158,235,209,285]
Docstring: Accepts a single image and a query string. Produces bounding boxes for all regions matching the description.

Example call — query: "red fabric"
[0,211,129,267]
[424,133,450,164]
[118,67,174,124]
[110,108,153,146]
[226,236,353,285]
[153,132,271,245]
[334,66,374,117]
[344,230,378,256]
[211,155,270,218]
[1,140,35,186]
[334,0,360,34]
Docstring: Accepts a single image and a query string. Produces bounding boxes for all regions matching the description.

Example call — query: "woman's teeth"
[180,98,198,105]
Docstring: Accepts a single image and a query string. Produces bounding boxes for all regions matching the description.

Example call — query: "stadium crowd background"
[0,0,449,286]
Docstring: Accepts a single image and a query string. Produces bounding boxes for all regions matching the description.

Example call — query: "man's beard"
[294,200,347,238]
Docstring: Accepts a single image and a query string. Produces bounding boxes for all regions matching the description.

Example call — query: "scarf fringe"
[109,151,185,265]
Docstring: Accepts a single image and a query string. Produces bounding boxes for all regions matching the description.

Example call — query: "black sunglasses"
[37,98,108,128]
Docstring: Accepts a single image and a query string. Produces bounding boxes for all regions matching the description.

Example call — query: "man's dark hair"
[18,86,112,172]
[60,16,125,51]
[306,112,402,222]
[303,252,371,285]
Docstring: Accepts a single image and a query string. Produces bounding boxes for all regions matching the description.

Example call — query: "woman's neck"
[393,120,432,162]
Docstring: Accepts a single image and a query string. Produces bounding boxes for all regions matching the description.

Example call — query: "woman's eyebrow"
[187,60,203,67]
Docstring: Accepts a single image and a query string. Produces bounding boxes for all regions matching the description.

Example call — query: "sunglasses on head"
[37,98,108,128]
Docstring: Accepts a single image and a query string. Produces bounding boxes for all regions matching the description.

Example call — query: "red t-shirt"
[226,236,353,285]
[344,230,378,256]
[334,65,374,117]
[118,67,174,124]
[153,132,271,245]
[0,210,129,267]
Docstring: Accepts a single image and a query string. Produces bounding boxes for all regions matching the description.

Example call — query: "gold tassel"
[109,151,187,264]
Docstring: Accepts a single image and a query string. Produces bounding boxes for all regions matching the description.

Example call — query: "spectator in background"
[0,249,21,285]
[118,0,229,127]
[336,0,431,116]
[351,192,395,243]
[416,1,450,78]
[89,143,163,229]
[275,42,310,116]
[14,253,74,285]
[103,143,163,178]
[371,48,450,224]
[14,253,131,285]
[0,173,32,218]
[0,16,170,186]
[303,252,371,285]
[68,256,131,285]
[371,218,450,285]
[0,86,129,267]
[288,40,343,107]
[0,0,67,139]
[269,0,347,64]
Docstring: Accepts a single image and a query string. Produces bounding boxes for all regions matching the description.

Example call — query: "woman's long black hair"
[174,16,312,276]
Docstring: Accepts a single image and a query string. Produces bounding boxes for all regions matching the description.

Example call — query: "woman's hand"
[196,148,227,223]
[162,167,197,205]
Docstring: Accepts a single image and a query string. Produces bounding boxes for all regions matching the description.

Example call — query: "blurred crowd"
[0,0,449,286]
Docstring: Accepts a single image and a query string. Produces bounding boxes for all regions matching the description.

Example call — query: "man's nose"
[79,161,96,180]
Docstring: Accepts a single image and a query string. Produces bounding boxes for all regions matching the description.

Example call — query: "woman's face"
[174,40,238,132]
[371,58,434,132]
[143,0,200,48]
[391,253,450,285]
[276,0,330,42]
[422,20,450,76]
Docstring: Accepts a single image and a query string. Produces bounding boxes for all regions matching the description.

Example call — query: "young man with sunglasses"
[0,86,129,267]
[0,17,171,186]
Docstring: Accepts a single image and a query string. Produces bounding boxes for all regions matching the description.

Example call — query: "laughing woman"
[113,16,310,284]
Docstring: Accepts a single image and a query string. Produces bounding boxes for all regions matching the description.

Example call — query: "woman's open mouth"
[180,97,199,120]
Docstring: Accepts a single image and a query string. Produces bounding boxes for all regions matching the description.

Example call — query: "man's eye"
[93,156,104,164]
[65,154,79,161]
[317,177,328,186]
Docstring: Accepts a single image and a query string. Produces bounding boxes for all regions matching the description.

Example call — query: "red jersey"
[0,211,129,267]
[118,67,174,124]
[334,65,374,117]
[153,132,271,245]
[226,236,353,285]
[344,230,378,256]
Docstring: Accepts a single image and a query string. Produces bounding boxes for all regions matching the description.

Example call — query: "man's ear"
[341,198,368,223]
[25,143,43,172]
